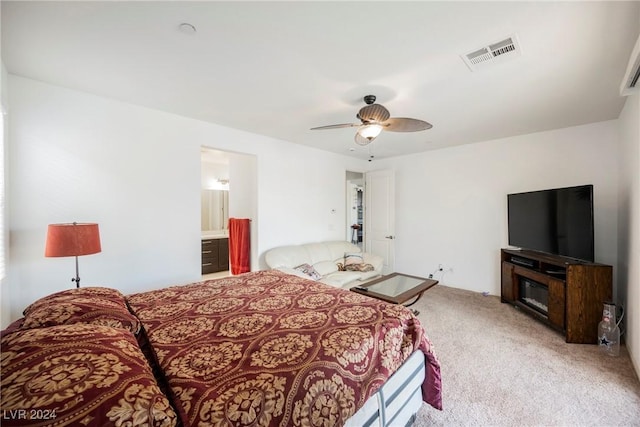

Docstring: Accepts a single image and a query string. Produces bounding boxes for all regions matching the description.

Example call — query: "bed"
[1,270,442,426]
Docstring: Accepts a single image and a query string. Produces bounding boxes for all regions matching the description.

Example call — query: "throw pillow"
[344,252,364,266]
[345,263,375,272]
[294,263,322,280]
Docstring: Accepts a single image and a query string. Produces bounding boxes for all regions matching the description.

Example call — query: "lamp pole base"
[72,255,81,288]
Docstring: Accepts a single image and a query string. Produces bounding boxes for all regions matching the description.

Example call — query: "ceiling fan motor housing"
[357,103,390,123]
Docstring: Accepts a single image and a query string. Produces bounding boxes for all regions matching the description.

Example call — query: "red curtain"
[229,218,251,275]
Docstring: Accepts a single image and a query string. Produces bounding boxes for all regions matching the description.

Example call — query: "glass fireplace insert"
[519,277,549,315]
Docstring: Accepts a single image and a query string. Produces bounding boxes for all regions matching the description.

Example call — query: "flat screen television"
[507,185,594,262]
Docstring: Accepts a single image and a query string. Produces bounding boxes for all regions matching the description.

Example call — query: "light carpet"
[412,285,640,426]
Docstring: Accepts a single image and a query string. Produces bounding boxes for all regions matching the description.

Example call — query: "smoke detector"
[178,23,197,35]
[461,34,522,71]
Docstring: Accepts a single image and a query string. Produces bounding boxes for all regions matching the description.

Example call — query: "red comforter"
[127,270,442,426]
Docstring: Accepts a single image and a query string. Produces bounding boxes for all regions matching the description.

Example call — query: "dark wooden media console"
[500,248,612,344]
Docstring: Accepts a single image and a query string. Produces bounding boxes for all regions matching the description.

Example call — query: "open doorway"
[201,148,231,279]
[346,171,364,249]
[201,147,258,278]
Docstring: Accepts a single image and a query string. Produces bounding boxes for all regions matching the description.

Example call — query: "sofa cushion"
[321,271,363,287]
[313,260,340,276]
[355,270,381,281]
[303,243,334,265]
[264,245,312,270]
[363,253,384,273]
[324,241,362,261]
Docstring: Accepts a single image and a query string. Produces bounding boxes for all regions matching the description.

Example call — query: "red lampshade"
[45,223,101,257]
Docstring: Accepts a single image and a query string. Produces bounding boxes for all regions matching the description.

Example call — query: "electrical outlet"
[438,264,454,274]
[431,264,453,279]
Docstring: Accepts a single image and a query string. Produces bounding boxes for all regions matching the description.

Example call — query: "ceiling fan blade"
[310,123,360,130]
[354,132,373,146]
[383,117,433,132]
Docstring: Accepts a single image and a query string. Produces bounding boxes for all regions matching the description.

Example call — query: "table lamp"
[45,222,101,288]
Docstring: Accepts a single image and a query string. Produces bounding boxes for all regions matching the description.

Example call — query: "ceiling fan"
[311,95,432,145]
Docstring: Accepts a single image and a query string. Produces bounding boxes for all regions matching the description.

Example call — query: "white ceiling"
[3,1,639,160]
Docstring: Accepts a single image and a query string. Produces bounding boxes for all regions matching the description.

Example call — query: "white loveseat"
[265,241,383,288]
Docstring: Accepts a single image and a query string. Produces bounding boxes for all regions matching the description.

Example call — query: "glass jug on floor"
[598,302,620,357]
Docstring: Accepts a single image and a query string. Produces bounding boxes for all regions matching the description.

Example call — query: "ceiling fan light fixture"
[354,133,371,146]
[358,124,383,141]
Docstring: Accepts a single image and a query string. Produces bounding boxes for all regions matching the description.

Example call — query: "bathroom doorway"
[201,148,231,279]
[346,171,364,249]
[201,147,258,278]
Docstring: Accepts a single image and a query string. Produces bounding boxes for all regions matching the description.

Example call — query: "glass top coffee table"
[350,272,438,314]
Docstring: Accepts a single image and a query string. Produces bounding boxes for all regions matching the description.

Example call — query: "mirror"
[201,189,229,233]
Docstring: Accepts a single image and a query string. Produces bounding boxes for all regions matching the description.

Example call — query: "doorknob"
[385,235,395,239]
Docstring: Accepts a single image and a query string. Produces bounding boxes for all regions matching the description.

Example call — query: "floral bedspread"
[127,270,442,427]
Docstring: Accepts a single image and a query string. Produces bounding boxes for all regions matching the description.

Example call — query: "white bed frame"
[345,350,426,427]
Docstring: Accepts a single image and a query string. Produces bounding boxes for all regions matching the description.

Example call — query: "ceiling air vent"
[461,34,521,71]
[620,34,640,96]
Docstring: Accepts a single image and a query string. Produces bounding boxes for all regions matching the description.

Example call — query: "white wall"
[0,59,8,329]
[372,121,620,297]
[228,152,258,270]
[3,75,366,325]
[617,90,640,373]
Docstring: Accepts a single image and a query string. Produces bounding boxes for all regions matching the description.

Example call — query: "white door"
[365,169,395,274]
